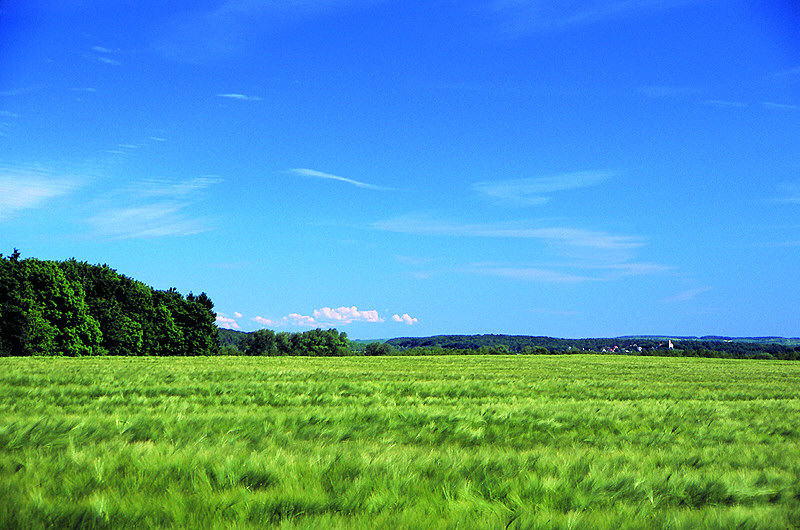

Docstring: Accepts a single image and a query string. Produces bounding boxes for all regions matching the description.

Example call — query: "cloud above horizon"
[85,176,221,240]
[488,0,702,35]
[375,214,672,284]
[290,168,395,191]
[464,259,672,284]
[372,214,644,250]
[215,313,241,330]
[392,313,419,325]
[472,171,612,206]
[776,182,800,204]
[0,172,79,220]
[662,286,711,303]
[216,93,262,101]
[251,306,418,328]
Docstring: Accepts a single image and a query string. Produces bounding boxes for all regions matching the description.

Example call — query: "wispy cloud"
[377,214,670,283]
[0,87,40,97]
[469,265,597,283]
[90,45,121,65]
[774,66,800,78]
[529,308,581,316]
[86,202,212,239]
[775,183,800,204]
[489,0,702,35]
[640,85,701,99]
[463,260,669,283]
[0,171,79,220]
[762,102,800,111]
[290,168,396,191]
[216,93,263,101]
[373,214,644,250]
[472,171,612,206]
[703,99,747,108]
[662,286,711,303]
[128,176,223,198]
[153,0,380,64]
[85,177,221,240]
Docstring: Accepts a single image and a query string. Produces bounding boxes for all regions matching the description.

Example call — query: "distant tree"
[365,342,394,356]
[245,329,276,356]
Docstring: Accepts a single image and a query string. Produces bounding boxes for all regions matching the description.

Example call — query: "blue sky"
[1,0,799,339]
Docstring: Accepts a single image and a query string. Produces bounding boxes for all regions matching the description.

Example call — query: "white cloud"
[529,308,581,316]
[288,313,317,326]
[85,177,221,240]
[464,259,670,284]
[373,215,644,250]
[253,305,389,328]
[254,316,284,327]
[703,100,747,108]
[775,183,800,204]
[392,313,418,325]
[290,168,395,191]
[130,176,223,198]
[470,265,596,283]
[775,66,800,78]
[234,312,243,318]
[472,171,612,205]
[489,0,703,35]
[86,202,212,239]
[314,306,384,323]
[595,262,674,276]
[153,0,381,64]
[762,102,800,111]
[640,85,700,99]
[90,45,121,65]
[662,287,711,303]
[0,173,78,220]
[253,313,317,328]
[217,93,263,101]
[215,313,241,330]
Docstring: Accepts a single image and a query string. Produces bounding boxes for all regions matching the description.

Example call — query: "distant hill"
[215,329,799,359]
[619,335,800,346]
[218,328,249,349]
[385,334,800,359]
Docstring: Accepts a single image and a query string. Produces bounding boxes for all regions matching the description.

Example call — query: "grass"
[1,355,799,528]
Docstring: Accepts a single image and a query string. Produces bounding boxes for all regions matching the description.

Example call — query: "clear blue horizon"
[2,1,799,339]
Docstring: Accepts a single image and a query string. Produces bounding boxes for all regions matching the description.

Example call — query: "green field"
[1,356,799,529]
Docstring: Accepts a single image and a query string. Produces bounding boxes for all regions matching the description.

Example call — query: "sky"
[1,0,799,339]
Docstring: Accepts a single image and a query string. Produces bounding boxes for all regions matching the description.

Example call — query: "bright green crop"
[1,356,799,528]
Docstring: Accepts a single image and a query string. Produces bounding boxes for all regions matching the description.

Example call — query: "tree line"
[0,250,218,356]
[225,328,351,357]
[4,250,797,360]
[385,334,800,360]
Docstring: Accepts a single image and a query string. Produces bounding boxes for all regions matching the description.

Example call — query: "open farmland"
[1,355,799,529]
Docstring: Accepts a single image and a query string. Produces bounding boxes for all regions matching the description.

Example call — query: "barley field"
[1,355,799,529]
